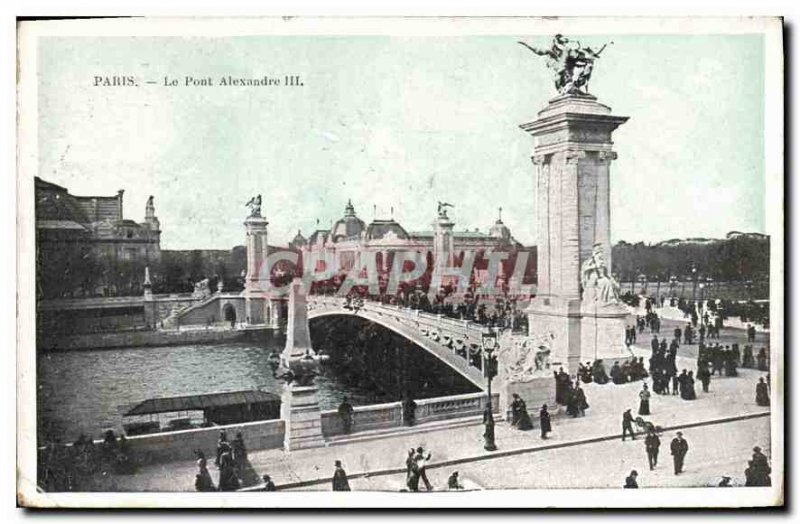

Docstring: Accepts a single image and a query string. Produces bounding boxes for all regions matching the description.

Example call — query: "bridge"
[306,295,492,388]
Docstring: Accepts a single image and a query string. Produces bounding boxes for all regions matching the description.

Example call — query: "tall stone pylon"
[521,92,633,373]
[243,208,269,326]
[280,278,326,451]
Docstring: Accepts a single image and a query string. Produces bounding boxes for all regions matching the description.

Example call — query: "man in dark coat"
[670,432,689,475]
[624,470,639,488]
[651,335,660,354]
[413,447,433,491]
[674,326,682,341]
[696,361,711,393]
[554,368,570,404]
[217,444,240,491]
[644,429,660,470]
[261,474,277,491]
[683,323,693,344]
[539,404,552,439]
[610,361,625,385]
[750,447,771,486]
[332,460,351,491]
[622,409,636,441]
[756,377,770,406]
[338,397,355,434]
[592,360,609,384]
[402,395,417,426]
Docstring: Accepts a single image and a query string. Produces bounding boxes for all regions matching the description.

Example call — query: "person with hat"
[510,393,533,430]
[670,431,689,475]
[638,383,651,415]
[756,377,770,407]
[539,404,552,439]
[215,430,228,468]
[447,471,464,490]
[750,446,771,486]
[261,474,277,491]
[338,396,355,434]
[331,460,350,491]
[624,470,639,488]
[644,429,661,470]
[414,446,433,491]
[718,476,732,487]
[622,409,636,441]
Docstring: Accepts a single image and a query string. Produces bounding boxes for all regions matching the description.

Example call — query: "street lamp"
[481,330,499,451]
[638,273,648,296]
[691,264,698,304]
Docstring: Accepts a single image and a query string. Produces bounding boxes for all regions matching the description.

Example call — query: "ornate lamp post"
[481,330,499,451]
[637,273,648,296]
[691,264,698,304]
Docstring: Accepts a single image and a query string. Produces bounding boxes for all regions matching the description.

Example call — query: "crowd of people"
[330,283,531,333]
[38,429,133,492]
[194,430,251,491]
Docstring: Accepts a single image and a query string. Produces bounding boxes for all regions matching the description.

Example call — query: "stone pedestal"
[580,303,635,366]
[281,385,326,451]
[502,377,554,422]
[280,278,327,450]
[521,93,631,374]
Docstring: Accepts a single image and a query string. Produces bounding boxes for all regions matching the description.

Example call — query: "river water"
[37,322,478,443]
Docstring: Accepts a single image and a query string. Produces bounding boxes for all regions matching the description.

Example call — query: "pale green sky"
[38,34,765,250]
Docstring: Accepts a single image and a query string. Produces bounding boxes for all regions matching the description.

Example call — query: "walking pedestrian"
[574,384,589,416]
[231,432,247,475]
[670,431,689,475]
[756,377,770,406]
[638,383,651,415]
[644,429,661,470]
[215,430,228,468]
[622,409,636,441]
[539,404,552,439]
[414,446,433,491]
[332,460,350,491]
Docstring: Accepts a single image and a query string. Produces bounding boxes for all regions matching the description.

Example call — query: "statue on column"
[580,243,621,305]
[518,35,613,95]
[437,201,454,218]
[245,194,262,218]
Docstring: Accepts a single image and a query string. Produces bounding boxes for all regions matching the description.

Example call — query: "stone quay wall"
[101,392,501,466]
[124,419,286,466]
[38,326,250,351]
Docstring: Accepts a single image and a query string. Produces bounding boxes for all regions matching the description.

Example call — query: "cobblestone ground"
[89,322,774,492]
[297,416,770,491]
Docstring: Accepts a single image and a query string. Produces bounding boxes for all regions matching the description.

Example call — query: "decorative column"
[520,93,631,374]
[242,207,269,326]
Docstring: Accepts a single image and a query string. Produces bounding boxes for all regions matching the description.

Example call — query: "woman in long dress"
[638,383,651,415]
[755,377,770,406]
[510,394,533,430]
[539,404,552,439]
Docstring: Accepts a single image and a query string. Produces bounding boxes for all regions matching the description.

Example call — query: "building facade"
[35,177,161,298]
[290,200,536,295]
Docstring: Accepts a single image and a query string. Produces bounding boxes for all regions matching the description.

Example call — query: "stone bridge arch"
[306,297,487,388]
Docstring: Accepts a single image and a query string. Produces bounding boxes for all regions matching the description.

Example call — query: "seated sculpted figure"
[580,244,620,305]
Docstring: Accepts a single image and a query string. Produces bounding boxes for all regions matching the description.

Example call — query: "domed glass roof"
[330,199,366,241]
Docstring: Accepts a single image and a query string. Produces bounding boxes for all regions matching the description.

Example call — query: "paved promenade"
[95,344,771,492]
